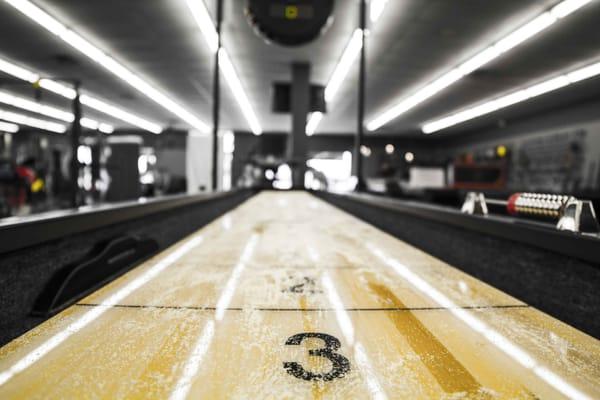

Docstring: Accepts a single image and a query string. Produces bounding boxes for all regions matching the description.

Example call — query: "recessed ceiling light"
[367,0,592,131]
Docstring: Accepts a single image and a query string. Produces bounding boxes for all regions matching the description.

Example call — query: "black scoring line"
[74,303,529,312]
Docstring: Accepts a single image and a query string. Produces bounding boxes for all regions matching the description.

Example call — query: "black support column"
[70,82,81,208]
[211,0,224,191]
[289,62,310,189]
[353,0,367,191]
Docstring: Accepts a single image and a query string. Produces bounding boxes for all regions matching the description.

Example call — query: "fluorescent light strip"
[79,95,160,134]
[0,90,73,121]
[185,0,262,135]
[219,49,262,135]
[0,108,66,133]
[367,243,593,400]
[306,111,323,136]
[80,117,114,134]
[325,29,364,103]
[0,90,114,133]
[0,57,162,133]
[367,0,593,131]
[5,0,204,132]
[38,78,76,99]
[185,0,218,53]
[0,121,19,133]
[370,0,389,23]
[0,57,38,82]
[305,29,365,135]
[422,60,600,133]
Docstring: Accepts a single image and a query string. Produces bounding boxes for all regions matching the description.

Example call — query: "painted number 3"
[283,332,351,381]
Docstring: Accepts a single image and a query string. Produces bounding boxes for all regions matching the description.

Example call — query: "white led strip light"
[185,0,262,135]
[0,121,19,133]
[0,56,161,133]
[367,0,594,131]
[0,90,113,133]
[422,60,600,133]
[306,29,364,136]
[370,0,389,23]
[306,0,390,136]
[4,0,205,133]
[0,108,66,133]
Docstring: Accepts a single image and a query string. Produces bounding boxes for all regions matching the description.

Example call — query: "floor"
[0,191,598,399]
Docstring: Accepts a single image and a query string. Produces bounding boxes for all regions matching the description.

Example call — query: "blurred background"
[0,0,599,218]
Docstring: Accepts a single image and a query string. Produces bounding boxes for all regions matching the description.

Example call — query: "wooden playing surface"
[0,191,598,399]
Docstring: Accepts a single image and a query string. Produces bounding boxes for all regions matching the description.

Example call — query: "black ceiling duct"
[245,0,334,46]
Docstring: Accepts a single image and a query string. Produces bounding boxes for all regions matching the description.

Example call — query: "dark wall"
[427,98,600,194]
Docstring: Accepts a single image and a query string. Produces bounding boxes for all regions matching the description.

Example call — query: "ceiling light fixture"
[0,90,114,133]
[370,0,389,23]
[4,0,205,132]
[219,49,262,135]
[325,29,364,104]
[367,0,593,131]
[305,29,365,135]
[185,0,262,135]
[304,0,393,135]
[305,111,323,136]
[0,90,72,121]
[0,56,162,133]
[0,121,19,133]
[79,95,158,134]
[422,60,600,133]
[0,108,66,133]
[80,118,114,134]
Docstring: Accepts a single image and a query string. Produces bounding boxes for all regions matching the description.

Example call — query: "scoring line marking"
[75,303,529,312]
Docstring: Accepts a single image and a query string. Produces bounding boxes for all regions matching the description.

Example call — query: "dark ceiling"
[0,0,599,137]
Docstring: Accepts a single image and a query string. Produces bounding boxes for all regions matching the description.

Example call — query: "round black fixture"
[245,0,334,46]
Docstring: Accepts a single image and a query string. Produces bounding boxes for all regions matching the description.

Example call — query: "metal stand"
[70,82,81,208]
[557,198,600,235]
[461,192,488,216]
[211,0,224,191]
[353,0,367,191]
[462,191,600,236]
